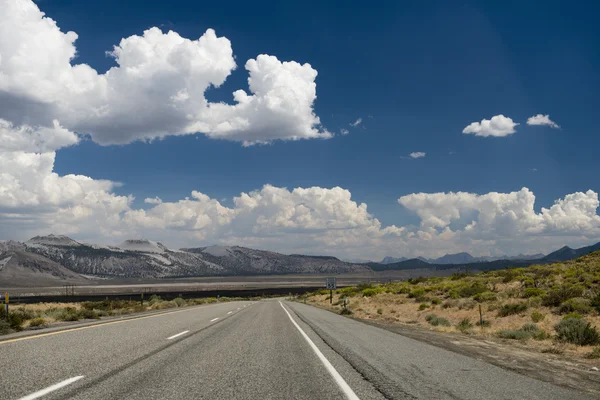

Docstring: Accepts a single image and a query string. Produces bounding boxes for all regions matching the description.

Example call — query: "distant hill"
[541,242,600,262]
[380,256,408,264]
[433,252,475,264]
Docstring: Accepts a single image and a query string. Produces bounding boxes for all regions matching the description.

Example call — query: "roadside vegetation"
[0,295,251,335]
[302,251,600,362]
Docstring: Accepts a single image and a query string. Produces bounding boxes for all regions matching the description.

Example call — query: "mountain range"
[380,252,545,265]
[0,235,367,286]
[1,234,599,287]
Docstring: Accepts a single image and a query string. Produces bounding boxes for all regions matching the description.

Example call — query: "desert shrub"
[149,295,162,304]
[542,285,584,307]
[497,303,528,317]
[591,293,600,313]
[558,298,592,315]
[55,308,79,322]
[408,288,425,299]
[487,303,500,312]
[28,317,46,328]
[79,309,100,319]
[457,318,473,332]
[425,314,451,327]
[13,308,36,320]
[522,288,546,298]
[527,296,543,308]
[497,330,532,340]
[562,312,583,320]
[442,300,458,309]
[531,311,545,323]
[585,347,600,359]
[431,297,442,305]
[497,323,547,341]
[473,291,497,302]
[541,347,564,354]
[457,283,488,298]
[339,308,353,315]
[418,303,430,311]
[0,319,11,334]
[554,318,600,346]
[376,308,383,315]
[458,300,477,310]
[173,297,186,307]
[7,312,24,331]
[476,320,491,327]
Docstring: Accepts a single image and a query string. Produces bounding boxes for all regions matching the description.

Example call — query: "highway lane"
[0,300,592,400]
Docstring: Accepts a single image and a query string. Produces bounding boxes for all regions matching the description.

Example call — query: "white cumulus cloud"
[0,0,330,146]
[340,128,349,135]
[409,152,426,159]
[462,115,519,137]
[527,114,560,128]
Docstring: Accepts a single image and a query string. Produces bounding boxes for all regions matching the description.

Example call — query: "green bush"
[562,312,583,320]
[473,291,497,302]
[7,312,25,331]
[339,308,353,316]
[28,317,46,328]
[431,298,442,305]
[585,347,600,359]
[418,303,430,310]
[522,288,546,298]
[458,300,477,310]
[0,319,11,334]
[497,330,532,340]
[527,296,543,308]
[425,314,451,327]
[457,318,473,332]
[531,311,545,323]
[55,308,80,322]
[457,283,488,298]
[408,288,425,299]
[362,287,385,297]
[442,300,457,309]
[79,309,100,319]
[558,297,592,315]
[542,285,584,307]
[497,323,547,341]
[554,318,600,346]
[591,293,600,313]
[497,303,528,317]
[173,297,186,307]
[376,308,383,315]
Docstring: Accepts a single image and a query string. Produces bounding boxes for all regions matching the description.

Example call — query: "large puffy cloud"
[398,188,600,247]
[462,114,518,137]
[0,0,330,145]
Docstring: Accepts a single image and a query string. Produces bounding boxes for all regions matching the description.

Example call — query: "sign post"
[325,277,337,305]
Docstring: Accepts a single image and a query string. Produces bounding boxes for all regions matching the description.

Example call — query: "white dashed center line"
[18,376,84,400]
[210,318,219,322]
[227,311,233,315]
[167,330,189,340]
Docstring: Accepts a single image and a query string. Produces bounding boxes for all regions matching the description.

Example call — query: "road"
[0,300,592,400]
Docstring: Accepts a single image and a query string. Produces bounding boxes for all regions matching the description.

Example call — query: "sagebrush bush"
[497,330,531,340]
[0,319,11,334]
[531,311,545,323]
[418,303,430,310]
[173,297,186,307]
[554,318,600,346]
[473,291,497,302]
[362,287,384,297]
[28,317,46,328]
[376,308,383,315]
[425,314,451,327]
[457,318,473,332]
[585,347,600,359]
[558,297,592,315]
[522,288,546,298]
[542,285,584,307]
[497,303,528,317]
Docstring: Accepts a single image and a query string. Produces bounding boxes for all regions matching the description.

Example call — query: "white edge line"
[166,330,189,340]
[210,317,219,322]
[278,301,360,400]
[227,311,233,314]
[18,376,84,400]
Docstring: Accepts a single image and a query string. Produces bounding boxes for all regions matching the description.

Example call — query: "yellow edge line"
[0,304,214,345]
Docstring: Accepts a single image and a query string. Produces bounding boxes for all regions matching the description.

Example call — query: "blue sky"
[52,0,599,223]
[1,0,599,259]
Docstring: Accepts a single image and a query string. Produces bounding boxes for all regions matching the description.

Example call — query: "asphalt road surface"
[0,300,592,400]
